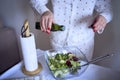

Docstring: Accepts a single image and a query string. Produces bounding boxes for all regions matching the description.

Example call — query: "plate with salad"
[44,47,88,80]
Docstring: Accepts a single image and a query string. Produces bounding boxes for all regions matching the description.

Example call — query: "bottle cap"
[61,25,65,31]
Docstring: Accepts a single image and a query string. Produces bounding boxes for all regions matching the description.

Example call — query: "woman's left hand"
[92,15,107,33]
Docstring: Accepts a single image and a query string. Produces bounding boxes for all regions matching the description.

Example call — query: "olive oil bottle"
[35,22,65,31]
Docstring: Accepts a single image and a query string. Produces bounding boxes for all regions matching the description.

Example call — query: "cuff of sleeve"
[100,12,113,23]
[37,6,49,15]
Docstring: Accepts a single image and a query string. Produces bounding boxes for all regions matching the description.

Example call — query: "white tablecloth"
[0,49,120,80]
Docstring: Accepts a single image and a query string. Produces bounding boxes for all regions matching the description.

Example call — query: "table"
[0,49,120,80]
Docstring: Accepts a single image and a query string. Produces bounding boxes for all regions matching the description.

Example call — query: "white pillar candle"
[20,33,38,71]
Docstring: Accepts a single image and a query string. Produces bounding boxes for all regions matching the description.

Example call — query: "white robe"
[30,0,113,60]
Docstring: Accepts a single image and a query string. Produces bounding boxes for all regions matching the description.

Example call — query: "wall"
[0,0,51,50]
[0,0,120,71]
[93,0,120,71]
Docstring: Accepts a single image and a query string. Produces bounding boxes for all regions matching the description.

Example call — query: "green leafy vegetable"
[48,52,81,77]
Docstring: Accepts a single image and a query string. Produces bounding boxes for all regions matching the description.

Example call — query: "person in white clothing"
[30,0,113,60]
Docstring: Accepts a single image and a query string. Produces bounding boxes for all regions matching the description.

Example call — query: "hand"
[40,11,54,34]
[92,15,107,33]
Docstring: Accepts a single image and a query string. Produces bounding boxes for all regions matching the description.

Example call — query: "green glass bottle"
[35,22,65,31]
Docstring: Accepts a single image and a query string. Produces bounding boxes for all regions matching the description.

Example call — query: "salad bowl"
[44,47,89,80]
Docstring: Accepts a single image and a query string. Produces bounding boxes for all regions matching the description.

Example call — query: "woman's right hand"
[40,11,54,34]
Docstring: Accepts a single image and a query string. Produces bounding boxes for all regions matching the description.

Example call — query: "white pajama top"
[30,0,113,60]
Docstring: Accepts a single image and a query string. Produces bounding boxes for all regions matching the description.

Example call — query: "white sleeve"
[95,0,113,23]
[30,0,49,15]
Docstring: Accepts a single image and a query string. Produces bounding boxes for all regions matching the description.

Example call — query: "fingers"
[40,16,49,32]
[40,17,46,32]
[92,15,107,33]
[46,18,53,34]
[47,17,53,30]
[40,11,54,34]
[93,18,105,31]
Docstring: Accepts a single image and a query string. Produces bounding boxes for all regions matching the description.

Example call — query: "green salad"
[48,52,81,77]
